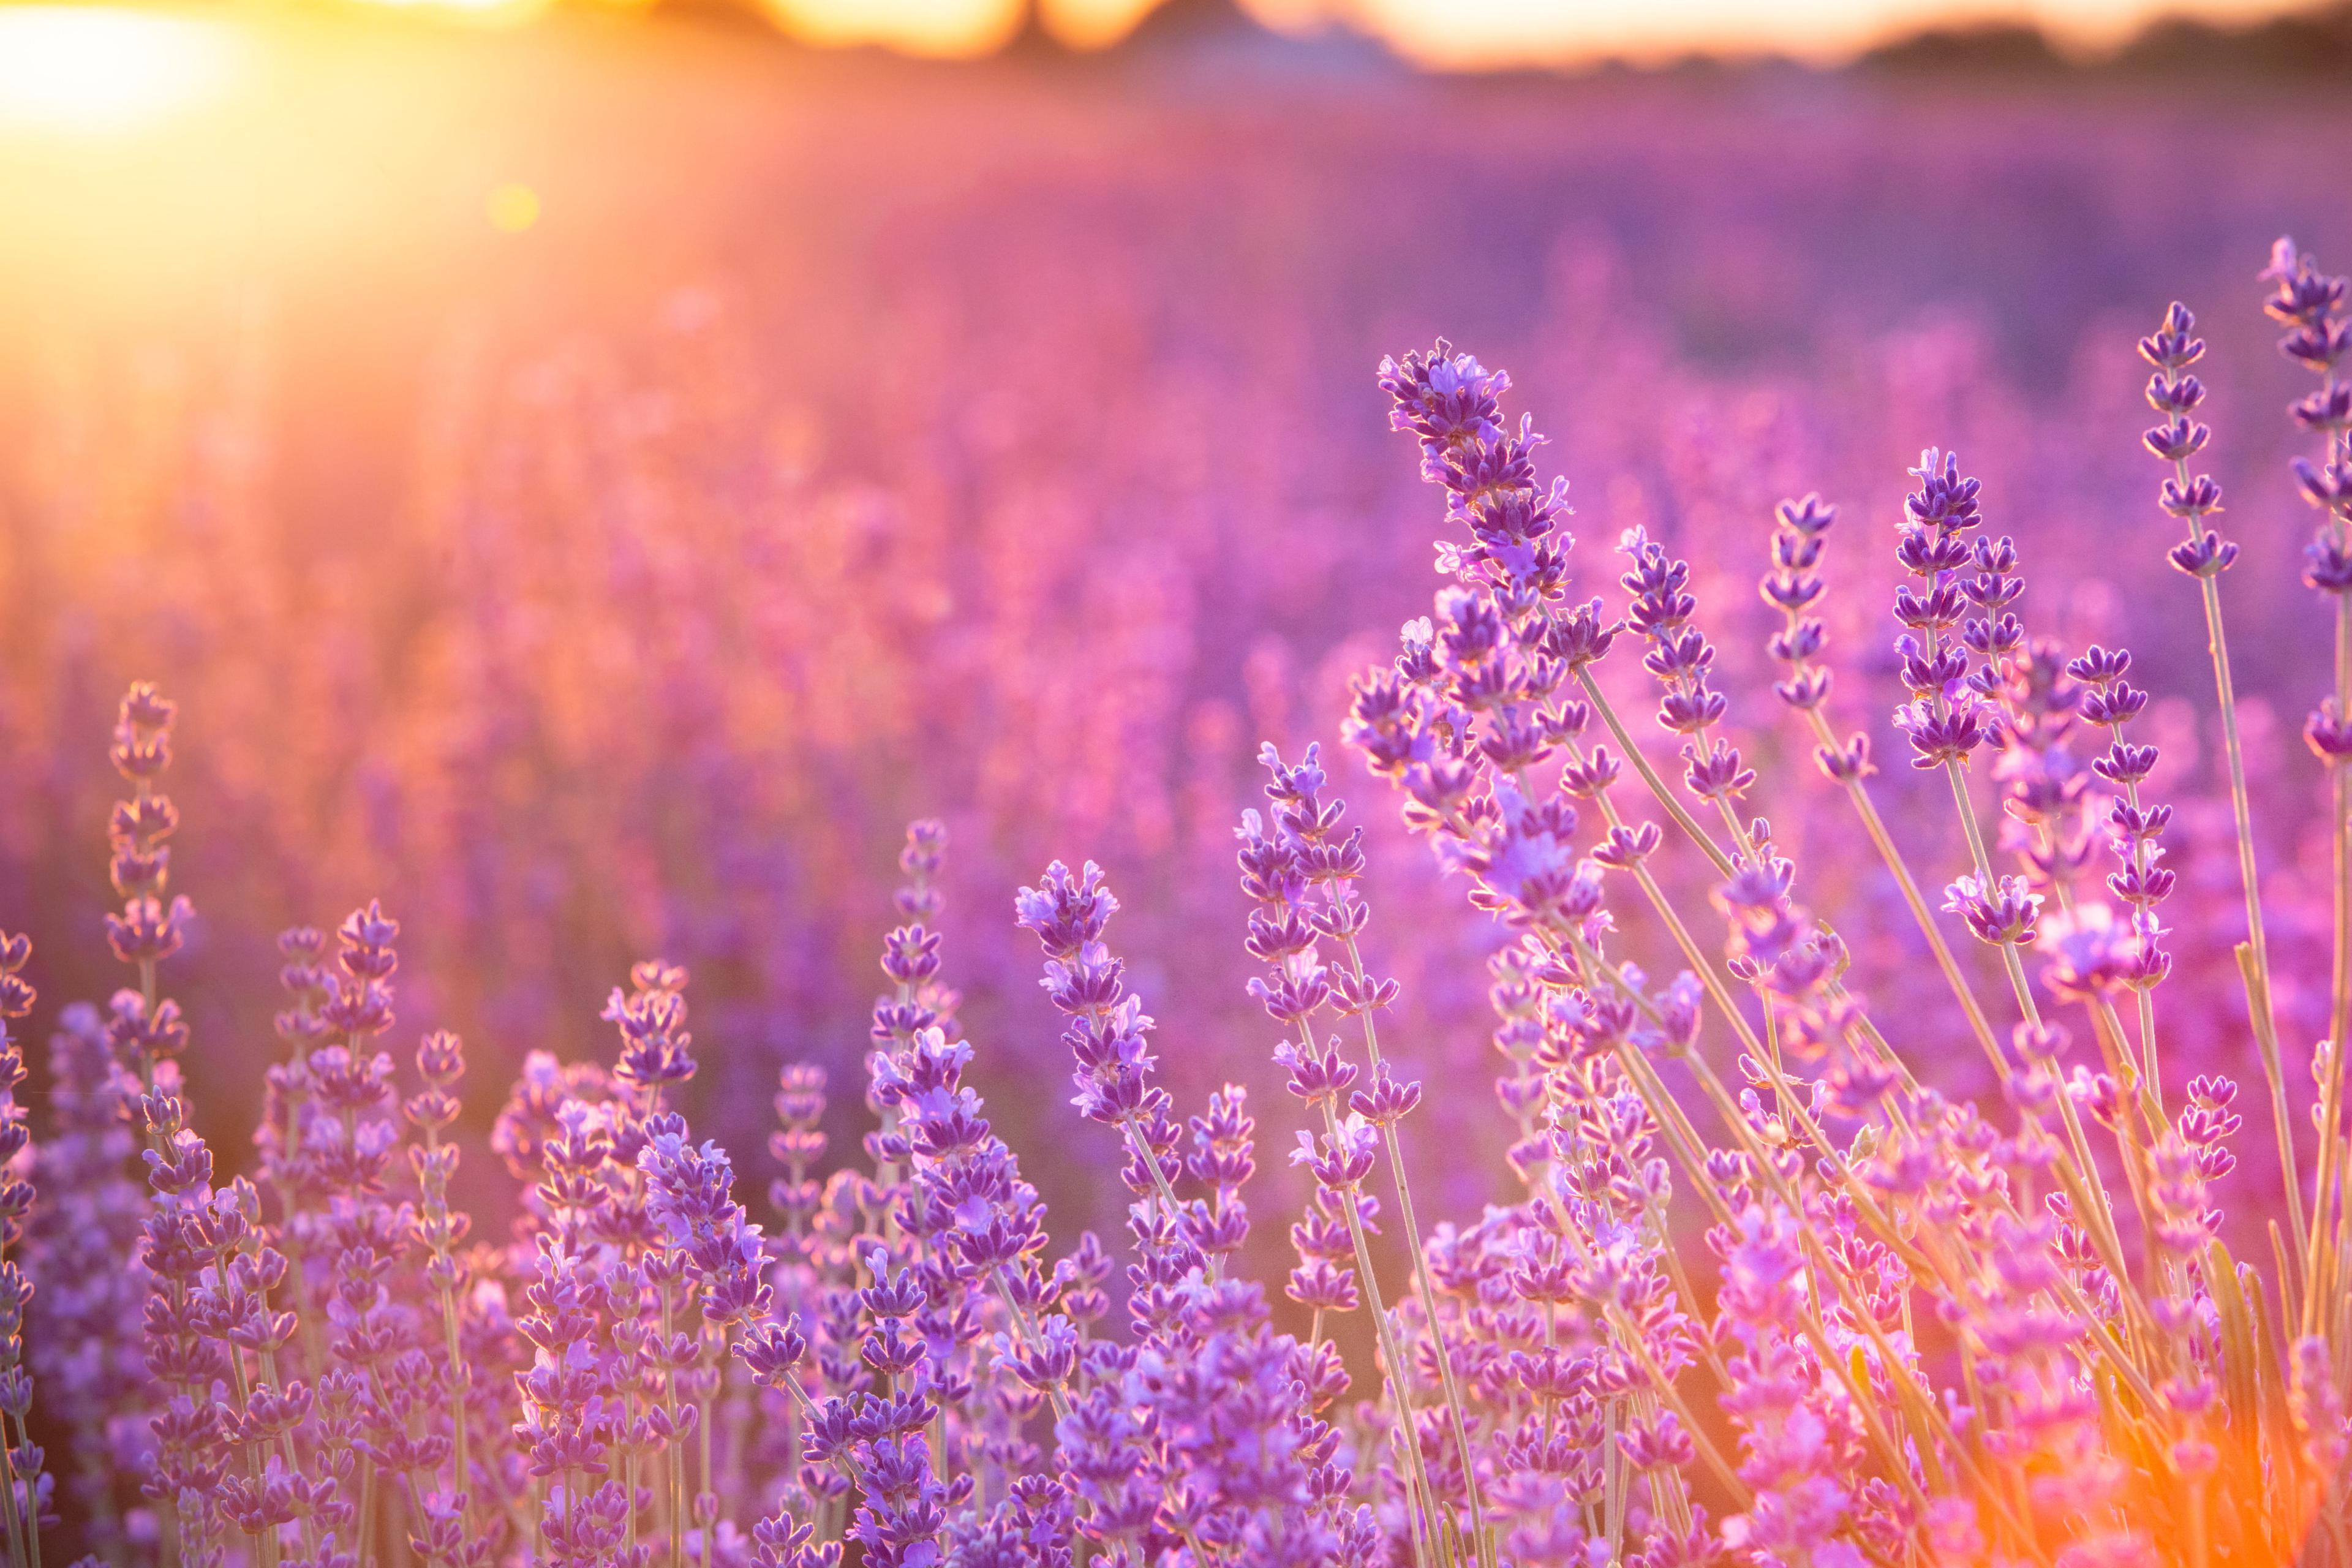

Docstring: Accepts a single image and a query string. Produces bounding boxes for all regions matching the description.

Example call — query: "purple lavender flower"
[2139,303,2238,579]
[640,1120,773,1332]
[26,1002,153,1556]
[1014,862,1181,1201]
[1889,451,1992,771]
[1619,528,1756,810]
[0,933,50,1562]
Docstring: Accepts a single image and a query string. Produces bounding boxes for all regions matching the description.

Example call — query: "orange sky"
[763,0,2320,64]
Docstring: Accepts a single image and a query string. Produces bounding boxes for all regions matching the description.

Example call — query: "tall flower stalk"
[1245,742,1489,1564]
[2266,240,2352,1344]
[2138,298,2310,1278]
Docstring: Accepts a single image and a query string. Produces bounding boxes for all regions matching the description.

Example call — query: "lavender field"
[4,14,2352,1567]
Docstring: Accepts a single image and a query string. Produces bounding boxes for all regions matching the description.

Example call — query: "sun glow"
[341,0,560,26]
[0,7,246,136]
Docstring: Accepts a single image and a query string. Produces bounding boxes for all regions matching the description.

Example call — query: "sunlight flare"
[0,7,244,135]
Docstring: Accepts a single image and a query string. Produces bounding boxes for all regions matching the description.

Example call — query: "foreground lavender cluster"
[6,238,2352,1568]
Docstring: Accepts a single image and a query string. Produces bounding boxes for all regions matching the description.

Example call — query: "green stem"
[2173,481,2309,1285]
[2315,582,2352,1334]
[1316,1096,1437,1568]
[1330,924,1488,1555]
[1574,666,1735,876]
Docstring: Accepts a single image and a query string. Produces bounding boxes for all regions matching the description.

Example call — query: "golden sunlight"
[762,0,1023,55]
[341,0,564,26]
[0,6,246,135]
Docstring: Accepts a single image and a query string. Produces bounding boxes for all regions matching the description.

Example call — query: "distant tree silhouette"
[642,0,2349,79]
[1858,21,2069,73]
[650,0,794,36]
[1857,1,2351,76]
[998,0,1069,58]
[1115,0,1264,53]
[2116,2,2352,73]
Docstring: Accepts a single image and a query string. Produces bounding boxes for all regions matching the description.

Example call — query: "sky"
[766,0,2323,65]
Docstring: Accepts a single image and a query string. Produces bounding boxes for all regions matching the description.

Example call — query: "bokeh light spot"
[488,182,542,234]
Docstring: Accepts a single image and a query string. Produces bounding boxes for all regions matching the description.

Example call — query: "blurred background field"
[5,0,2351,1255]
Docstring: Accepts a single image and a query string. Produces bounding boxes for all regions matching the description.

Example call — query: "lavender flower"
[0,935,49,1563]
[26,1003,153,1556]
[1014,862,1183,1215]
[1889,451,1990,771]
